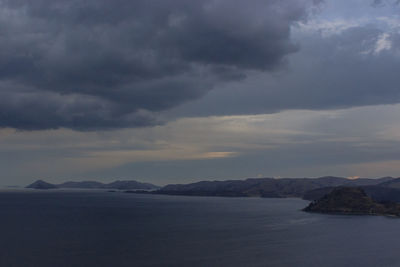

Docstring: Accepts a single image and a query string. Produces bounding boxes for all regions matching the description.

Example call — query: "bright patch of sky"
[294,0,400,37]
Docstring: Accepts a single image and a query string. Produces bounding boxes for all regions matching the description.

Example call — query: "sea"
[0,190,399,267]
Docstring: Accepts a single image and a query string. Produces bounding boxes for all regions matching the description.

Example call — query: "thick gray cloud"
[167,25,400,117]
[0,0,313,130]
[371,0,400,7]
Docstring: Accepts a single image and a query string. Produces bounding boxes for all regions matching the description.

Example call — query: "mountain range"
[26,176,400,204]
[157,176,396,198]
[27,180,160,190]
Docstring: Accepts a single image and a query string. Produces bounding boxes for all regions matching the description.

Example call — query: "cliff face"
[303,187,400,217]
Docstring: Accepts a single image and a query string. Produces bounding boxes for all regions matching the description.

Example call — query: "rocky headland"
[303,187,400,217]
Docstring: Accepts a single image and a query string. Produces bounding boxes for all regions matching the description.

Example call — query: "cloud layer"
[166,20,400,117]
[4,104,400,185]
[0,0,314,130]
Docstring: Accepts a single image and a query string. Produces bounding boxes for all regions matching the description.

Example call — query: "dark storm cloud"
[0,0,313,130]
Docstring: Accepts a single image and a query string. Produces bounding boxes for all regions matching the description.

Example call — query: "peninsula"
[303,187,400,217]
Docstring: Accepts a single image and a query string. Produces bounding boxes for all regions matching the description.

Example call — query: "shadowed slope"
[303,187,400,217]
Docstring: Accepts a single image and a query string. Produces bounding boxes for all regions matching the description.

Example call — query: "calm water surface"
[0,190,399,267]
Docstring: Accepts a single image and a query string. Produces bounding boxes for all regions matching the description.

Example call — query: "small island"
[303,187,400,217]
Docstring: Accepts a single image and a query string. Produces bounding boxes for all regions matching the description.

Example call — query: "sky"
[1,0,400,186]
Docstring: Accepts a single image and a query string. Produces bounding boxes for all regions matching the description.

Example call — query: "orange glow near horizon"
[347,176,360,180]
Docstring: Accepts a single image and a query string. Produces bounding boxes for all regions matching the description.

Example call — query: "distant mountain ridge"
[26,180,58,190]
[27,180,160,190]
[377,178,400,189]
[26,176,400,204]
[158,176,396,198]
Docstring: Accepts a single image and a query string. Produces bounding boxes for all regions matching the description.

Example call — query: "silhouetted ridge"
[303,185,400,203]
[26,180,160,190]
[303,187,400,217]
[26,180,57,189]
[157,176,395,198]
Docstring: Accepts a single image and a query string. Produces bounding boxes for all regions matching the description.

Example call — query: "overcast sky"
[1,0,400,186]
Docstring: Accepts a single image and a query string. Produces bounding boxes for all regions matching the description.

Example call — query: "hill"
[377,178,400,189]
[303,185,400,203]
[27,180,160,190]
[26,180,58,189]
[157,176,394,198]
[303,187,400,217]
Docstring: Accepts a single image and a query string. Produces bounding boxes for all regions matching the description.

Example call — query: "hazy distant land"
[156,176,399,198]
[25,176,400,217]
[27,179,160,190]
